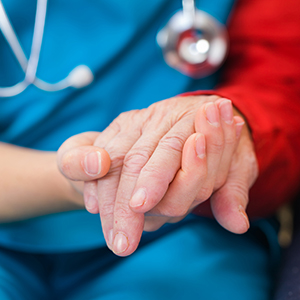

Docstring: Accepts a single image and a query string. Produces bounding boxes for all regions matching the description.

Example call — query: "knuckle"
[144,215,171,232]
[224,133,237,148]
[113,203,131,223]
[123,147,152,175]
[99,203,114,219]
[107,150,125,170]
[141,164,161,177]
[157,205,188,219]
[120,110,144,125]
[149,98,171,111]
[234,182,248,199]
[227,180,249,205]
[214,175,227,190]
[144,220,163,232]
[209,136,224,154]
[118,110,136,121]
[159,133,186,154]
[107,118,122,133]
[196,185,214,202]
[140,165,171,188]
[172,208,188,218]
[109,110,142,132]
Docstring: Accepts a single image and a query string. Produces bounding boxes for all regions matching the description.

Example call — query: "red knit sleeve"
[190,0,300,217]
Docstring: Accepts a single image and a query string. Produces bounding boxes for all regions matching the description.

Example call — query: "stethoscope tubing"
[0,0,48,96]
[0,0,93,97]
[0,0,226,97]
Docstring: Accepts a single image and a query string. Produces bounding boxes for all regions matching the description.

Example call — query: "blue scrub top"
[0,0,235,252]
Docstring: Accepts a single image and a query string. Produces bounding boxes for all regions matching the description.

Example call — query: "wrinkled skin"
[58,95,258,256]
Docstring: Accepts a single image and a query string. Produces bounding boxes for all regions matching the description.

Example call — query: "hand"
[57,131,111,204]
[138,99,253,233]
[57,95,258,257]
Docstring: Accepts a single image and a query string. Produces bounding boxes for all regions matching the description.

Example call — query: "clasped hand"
[57,95,258,256]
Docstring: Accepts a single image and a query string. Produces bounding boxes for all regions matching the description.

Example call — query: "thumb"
[210,140,258,234]
[210,177,250,234]
[57,132,111,181]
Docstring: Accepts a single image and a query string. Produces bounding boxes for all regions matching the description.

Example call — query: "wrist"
[0,144,84,222]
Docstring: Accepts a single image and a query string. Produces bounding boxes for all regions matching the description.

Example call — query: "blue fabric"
[0,0,236,252]
[0,216,280,300]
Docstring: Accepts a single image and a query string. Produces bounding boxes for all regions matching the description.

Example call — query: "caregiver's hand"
[58,95,258,256]
[57,131,111,197]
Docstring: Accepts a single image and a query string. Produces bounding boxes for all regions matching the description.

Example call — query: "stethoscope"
[0,0,228,98]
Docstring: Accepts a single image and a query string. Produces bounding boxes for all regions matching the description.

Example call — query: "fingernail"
[219,99,233,124]
[239,205,250,230]
[214,98,223,106]
[107,229,113,249]
[84,151,101,176]
[234,116,245,139]
[205,102,219,127]
[113,232,129,254]
[130,188,147,208]
[85,195,98,211]
[235,123,244,139]
[195,133,206,159]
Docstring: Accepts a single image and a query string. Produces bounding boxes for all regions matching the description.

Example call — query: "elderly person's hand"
[57,95,258,256]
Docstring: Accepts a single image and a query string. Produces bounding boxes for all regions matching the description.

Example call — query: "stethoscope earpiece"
[157,5,228,78]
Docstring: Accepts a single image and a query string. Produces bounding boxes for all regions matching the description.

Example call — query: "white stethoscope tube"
[25,0,47,85]
[0,0,94,97]
[182,0,195,24]
[0,0,228,97]
[0,1,28,71]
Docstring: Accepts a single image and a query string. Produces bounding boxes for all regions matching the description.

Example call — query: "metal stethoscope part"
[0,0,228,97]
[157,0,228,78]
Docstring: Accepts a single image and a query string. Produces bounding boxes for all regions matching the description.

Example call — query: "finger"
[73,116,131,245]
[127,117,194,213]
[213,99,238,188]
[143,215,171,232]
[97,172,121,250]
[210,135,258,234]
[233,116,246,140]
[57,132,111,181]
[83,110,146,249]
[146,133,207,217]
[143,215,168,232]
[210,173,250,234]
[109,115,179,255]
[194,102,224,201]
[98,108,178,253]
[83,180,99,214]
[96,117,145,251]
[144,214,187,232]
[93,114,124,148]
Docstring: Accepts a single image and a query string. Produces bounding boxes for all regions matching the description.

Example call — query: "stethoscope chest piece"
[157,9,228,78]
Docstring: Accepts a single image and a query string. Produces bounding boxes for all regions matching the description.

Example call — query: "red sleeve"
[190,0,300,217]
